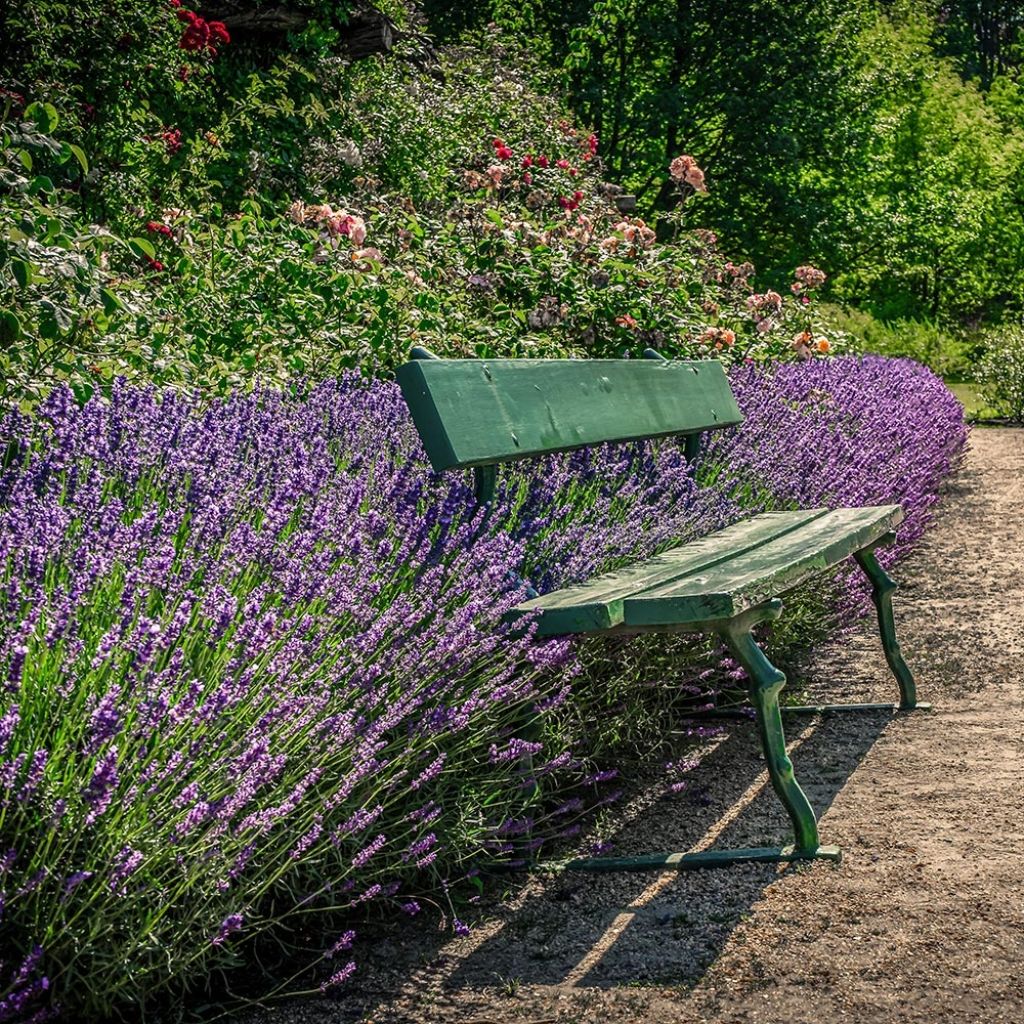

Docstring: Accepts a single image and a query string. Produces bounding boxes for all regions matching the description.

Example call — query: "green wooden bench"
[396,348,927,871]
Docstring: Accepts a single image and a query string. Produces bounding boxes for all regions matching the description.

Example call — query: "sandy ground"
[239,428,1024,1024]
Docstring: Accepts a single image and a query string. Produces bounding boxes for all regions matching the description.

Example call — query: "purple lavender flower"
[109,847,144,895]
[0,363,964,1020]
[61,871,93,898]
[82,748,119,825]
[320,961,356,991]
[211,913,244,946]
[351,834,387,869]
[327,929,356,956]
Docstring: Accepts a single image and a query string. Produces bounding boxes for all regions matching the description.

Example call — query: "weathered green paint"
[622,505,903,626]
[395,357,743,473]
[510,506,902,637]
[783,701,930,713]
[683,433,702,463]
[854,536,919,710]
[473,464,497,505]
[508,510,829,636]
[719,600,821,852]
[643,347,703,463]
[569,600,838,874]
[395,354,926,874]
[566,844,842,872]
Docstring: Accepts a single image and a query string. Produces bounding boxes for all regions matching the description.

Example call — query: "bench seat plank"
[509,510,829,636]
[623,505,903,626]
[510,505,902,636]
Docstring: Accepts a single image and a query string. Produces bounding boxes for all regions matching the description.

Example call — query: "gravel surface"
[237,427,1024,1024]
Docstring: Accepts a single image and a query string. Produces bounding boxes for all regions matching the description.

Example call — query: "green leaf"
[70,380,95,404]
[39,313,59,340]
[0,311,21,347]
[484,209,505,228]
[25,101,59,134]
[12,260,32,288]
[128,237,156,259]
[28,176,54,194]
[40,299,72,332]
[16,150,32,172]
[68,144,89,175]
[101,288,125,315]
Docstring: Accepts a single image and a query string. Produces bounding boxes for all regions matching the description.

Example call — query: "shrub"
[0,356,967,1020]
[0,374,737,1019]
[974,326,1024,421]
[0,102,135,410]
[1,113,837,404]
[824,304,976,379]
[2,31,838,407]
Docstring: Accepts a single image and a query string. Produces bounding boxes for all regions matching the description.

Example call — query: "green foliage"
[0,105,134,408]
[426,0,1024,337]
[933,0,1024,88]
[975,325,1024,420]
[823,304,977,379]
[0,58,837,404]
[824,18,1024,323]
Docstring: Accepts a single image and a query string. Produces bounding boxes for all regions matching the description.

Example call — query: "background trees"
[427,0,1024,329]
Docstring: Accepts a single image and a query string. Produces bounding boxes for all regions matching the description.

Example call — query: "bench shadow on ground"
[430,709,891,997]
[312,701,895,1024]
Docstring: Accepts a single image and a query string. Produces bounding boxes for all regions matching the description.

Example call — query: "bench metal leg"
[566,600,840,872]
[853,539,923,712]
[719,600,837,860]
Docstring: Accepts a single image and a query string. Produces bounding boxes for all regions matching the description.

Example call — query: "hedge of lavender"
[0,357,965,1020]
[714,356,968,600]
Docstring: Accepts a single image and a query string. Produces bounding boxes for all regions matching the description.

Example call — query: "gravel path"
[241,428,1024,1024]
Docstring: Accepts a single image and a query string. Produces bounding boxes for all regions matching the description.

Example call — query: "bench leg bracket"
[691,701,931,719]
[854,538,919,711]
[567,600,838,873]
[718,599,824,856]
[567,844,841,872]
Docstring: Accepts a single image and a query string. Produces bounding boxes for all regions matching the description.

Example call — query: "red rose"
[157,128,183,154]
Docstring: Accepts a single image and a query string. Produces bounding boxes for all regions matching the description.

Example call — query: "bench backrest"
[396,352,743,474]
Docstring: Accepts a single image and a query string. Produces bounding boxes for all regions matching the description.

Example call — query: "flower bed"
[715,356,969,601]
[0,357,966,1020]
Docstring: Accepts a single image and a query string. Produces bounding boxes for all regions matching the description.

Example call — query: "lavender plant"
[0,357,965,1020]
[541,356,969,760]
[0,374,734,1020]
[715,355,969,582]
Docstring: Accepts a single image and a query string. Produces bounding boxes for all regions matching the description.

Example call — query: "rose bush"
[2,26,837,407]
